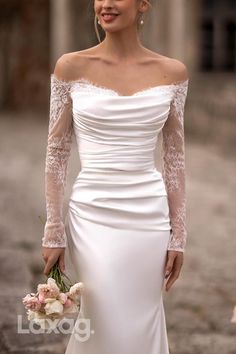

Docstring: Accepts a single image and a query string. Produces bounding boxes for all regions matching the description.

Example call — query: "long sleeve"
[161,79,189,252]
[42,74,73,248]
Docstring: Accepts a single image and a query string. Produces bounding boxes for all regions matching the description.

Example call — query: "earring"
[140,14,144,26]
[97,16,101,25]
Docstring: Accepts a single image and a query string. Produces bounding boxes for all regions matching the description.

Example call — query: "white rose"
[47,277,56,286]
[44,297,56,303]
[69,282,84,296]
[44,300,64,316]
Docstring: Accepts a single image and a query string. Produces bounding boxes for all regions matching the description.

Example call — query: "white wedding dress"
[42,73,189,354]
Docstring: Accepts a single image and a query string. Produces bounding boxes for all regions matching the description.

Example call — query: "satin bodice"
[70,80,175,172]
[42,74,189,253]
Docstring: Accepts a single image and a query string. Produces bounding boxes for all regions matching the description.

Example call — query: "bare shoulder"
[53,48,97,82]
[143,49,189,83]
[162,56,189,83]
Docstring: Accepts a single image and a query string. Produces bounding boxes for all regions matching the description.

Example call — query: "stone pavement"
[0,113,235,353]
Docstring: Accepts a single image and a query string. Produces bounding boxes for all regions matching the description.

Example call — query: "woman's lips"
[101,14,119,22]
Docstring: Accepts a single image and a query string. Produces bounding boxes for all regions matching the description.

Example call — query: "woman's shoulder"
[53,47,189,84]
[148,50,189,83]
[52,48,98,82]
[140,48,189,84]
[161,55,189,83]
[166,58,189,83]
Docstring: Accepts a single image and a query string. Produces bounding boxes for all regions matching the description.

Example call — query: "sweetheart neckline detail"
[50,73,189,98]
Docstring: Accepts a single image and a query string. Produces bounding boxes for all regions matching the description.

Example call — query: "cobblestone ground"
[0,113,235,354]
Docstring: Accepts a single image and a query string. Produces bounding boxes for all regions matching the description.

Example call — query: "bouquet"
[22,260,84,330]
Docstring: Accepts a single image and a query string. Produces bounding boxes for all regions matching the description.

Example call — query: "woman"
[42,0,189,353]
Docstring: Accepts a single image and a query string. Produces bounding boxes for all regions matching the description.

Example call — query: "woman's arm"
[161,78,189,253]
[42,69,73,248]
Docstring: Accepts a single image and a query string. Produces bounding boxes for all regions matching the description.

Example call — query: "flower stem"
[47,260,73,292]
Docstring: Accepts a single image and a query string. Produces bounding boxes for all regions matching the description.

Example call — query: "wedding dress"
[42,72,189,354]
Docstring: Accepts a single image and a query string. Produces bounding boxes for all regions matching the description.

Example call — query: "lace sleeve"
[42,74,73,248]
[161,79,189,252]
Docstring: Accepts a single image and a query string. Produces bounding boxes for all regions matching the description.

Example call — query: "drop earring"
[97,16,101,25]
[140,15,144,26]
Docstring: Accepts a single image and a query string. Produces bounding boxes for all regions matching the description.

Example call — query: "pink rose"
[64,298,73,308]
[38,293,46,303]
[63,300,78,314]
[22,294,31,306]
[37,278,60,299]
[22,294,41,311]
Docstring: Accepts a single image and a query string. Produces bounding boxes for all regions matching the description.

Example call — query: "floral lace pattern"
[45,135,73,187]
[42,74,189,250]
[166,198,187,251]
[42,75,73,248]
[161,80,189,252]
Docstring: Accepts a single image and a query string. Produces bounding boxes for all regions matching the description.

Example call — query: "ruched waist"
[77,134,157,172]
[79,158,156,172]
[69,167,170,232]
[71,167,167,198]
[78,151,156,172]
[77,164,163,177]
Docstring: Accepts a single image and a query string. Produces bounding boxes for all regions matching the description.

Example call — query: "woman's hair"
[94,0,153,43]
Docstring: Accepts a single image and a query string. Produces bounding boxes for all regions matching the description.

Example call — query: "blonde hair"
[94,0,153,43]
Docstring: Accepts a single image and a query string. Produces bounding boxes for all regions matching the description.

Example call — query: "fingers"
[164,252,175,279]
[165,267,179,292]
[164,251,183,292]
[58,252,65,273]
[43,256,56,276]
[42,248,65,276]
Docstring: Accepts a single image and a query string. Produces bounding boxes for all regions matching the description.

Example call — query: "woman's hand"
[164,250,184,292]
[42,247,65,276]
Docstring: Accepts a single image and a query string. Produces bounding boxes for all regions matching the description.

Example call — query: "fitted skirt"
[64,167,171,354]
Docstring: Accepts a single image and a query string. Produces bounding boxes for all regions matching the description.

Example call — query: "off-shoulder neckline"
[50,73,189,98]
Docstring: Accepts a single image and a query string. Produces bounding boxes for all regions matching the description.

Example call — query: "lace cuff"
[161,79,189,252]
[42,75,73,248]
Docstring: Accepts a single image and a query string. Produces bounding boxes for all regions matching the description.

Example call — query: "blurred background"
[0,0,235,353]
